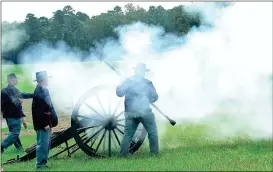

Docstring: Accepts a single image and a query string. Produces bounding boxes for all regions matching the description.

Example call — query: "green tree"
[114,6,122,13]
[2,3,206,64]
[24,13,41,43]
[76,12,89,21]
[50,10,65,42]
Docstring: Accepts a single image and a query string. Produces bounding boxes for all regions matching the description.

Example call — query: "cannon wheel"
[71,85,147,157]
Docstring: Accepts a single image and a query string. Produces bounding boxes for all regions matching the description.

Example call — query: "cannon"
[3,84,147,164]
[3,62,176,164]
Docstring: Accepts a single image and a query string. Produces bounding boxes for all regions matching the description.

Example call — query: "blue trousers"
[36,129,51,169]
[1,118,22,149]
[120,112,159,156]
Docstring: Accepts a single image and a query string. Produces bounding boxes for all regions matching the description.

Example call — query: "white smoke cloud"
[151,2,272,138]
[19,42,121,116]
[18,2,272,139]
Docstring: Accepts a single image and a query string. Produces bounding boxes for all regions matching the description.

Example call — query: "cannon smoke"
[6,2,272,139]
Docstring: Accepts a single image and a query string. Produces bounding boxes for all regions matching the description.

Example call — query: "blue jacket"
[116,76,158,113]
[32,85,58,130]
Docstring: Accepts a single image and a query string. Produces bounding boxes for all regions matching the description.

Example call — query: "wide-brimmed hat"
[7,73,20,83]
[33,71,52,82]
[133,63,150,72]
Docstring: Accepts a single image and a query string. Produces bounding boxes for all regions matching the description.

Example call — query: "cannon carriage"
[3,84,148,164]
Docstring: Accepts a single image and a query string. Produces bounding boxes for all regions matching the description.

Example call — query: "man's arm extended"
[10,86,33,99]
[20,92,34,99]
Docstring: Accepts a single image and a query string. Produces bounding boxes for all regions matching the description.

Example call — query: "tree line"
[2,3,231,64]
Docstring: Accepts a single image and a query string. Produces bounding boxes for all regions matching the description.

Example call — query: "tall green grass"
[1,123,272,171]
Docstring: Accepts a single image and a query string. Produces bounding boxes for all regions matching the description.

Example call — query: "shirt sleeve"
[148,82,158,103]
[116,79,129,97]
[20,92,34,99]
[20,105,26,117]
[1,91,9,112]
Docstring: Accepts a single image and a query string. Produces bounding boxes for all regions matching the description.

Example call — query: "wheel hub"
[71,84,148,157]
[104,117,117,130]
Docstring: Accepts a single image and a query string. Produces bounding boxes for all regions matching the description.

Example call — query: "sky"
[2,2,191,22]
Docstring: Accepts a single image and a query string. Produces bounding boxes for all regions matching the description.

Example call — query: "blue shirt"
[116,76,158,113]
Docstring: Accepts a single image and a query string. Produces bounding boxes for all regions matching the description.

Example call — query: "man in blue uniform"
[116,63,159,156]
[32,71,58,169]
[1,73,33,153]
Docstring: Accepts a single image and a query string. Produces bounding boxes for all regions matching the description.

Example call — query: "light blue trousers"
[36,129,51,169]
[1,118,22,149]
[120,112,159,156]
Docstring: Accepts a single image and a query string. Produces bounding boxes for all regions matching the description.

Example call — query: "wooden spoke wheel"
[71,85,147,157]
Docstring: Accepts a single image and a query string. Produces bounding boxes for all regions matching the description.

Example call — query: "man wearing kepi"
[116,63,159,156]
[32,71,58,169]
[1,73,34,153]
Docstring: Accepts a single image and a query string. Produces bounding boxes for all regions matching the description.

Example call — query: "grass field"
[1,64,272,171]
[1,123,272,171]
